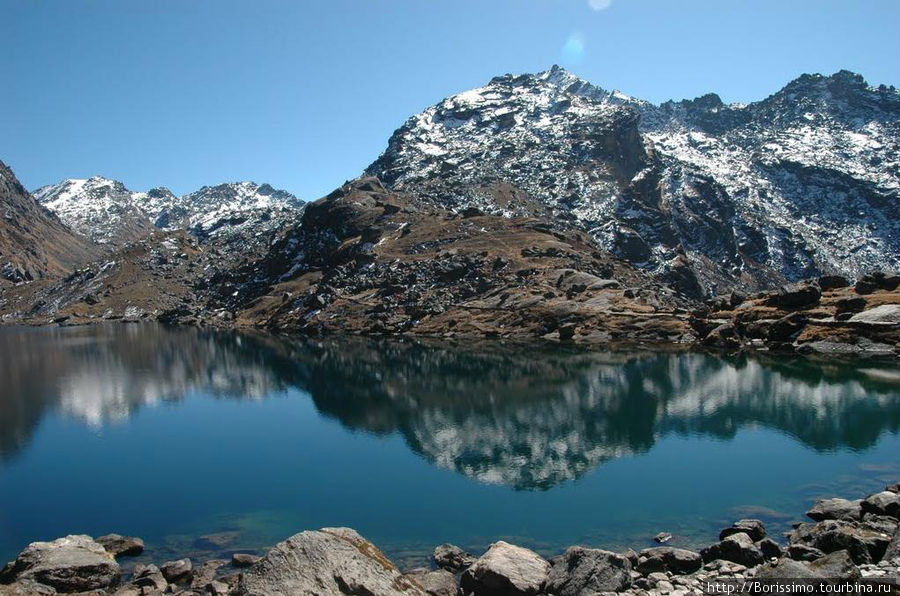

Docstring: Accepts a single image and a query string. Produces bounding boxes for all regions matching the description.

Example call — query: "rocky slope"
[0,161,98,285]
[33,176,304,247]
[366,67,900,296]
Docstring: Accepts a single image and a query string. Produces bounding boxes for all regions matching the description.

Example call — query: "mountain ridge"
[33,176,305,246]
[366,66,899,296]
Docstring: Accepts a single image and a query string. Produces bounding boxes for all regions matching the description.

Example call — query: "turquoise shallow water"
[1,324,899,567]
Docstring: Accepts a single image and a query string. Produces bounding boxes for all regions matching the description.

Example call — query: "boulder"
[95,534,144,558]
[236,527,424,595]
[190,559,227,591]
[766,313,807,342]
[433,543,475,572]
[806,498,862,521]
[1,535,119,593]
[702,323,740,349]
[754,557,822,580]
[757,538,783,560]
[861,491,900,519]
[555,270,619,294]
[231,553,260,568]
[883,533,900,563]
[159,558,192,584]
[700,533,764,567]
[636,547,703,575]
[789,520,892,564]
[764,283,821,309]
[460,541,549,596]
[719,519,767,542]
[834,297,867,314]
[855,272,900,294]
[755,550,860,581]
[131,563,167,591]
[545,547,632,595]
[806,550,860,579]
[787,544,825,562]
[885,483,900,494]
[818,275,850,291]
[402,568,458,596]
[849,305,900,325]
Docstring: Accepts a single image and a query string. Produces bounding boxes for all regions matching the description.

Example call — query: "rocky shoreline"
[2,484,899,595]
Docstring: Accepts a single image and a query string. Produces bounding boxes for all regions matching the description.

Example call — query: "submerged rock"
[545,546,632,595]
[1,535,119,592]
[95,534,144,558]
[433,543,475,572]
[231,553,260,568]
[236,527,424,595]
[460,541,549,596]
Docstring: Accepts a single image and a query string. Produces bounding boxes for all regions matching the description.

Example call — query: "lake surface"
[1,324,899,567]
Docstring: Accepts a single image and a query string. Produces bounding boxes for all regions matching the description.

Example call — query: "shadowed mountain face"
[2,325,899,489]
[0,162,97,284]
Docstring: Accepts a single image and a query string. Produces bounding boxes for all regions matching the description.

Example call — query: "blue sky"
[2,0,898,200]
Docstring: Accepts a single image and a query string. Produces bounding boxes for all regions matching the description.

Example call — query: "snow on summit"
[34,177,304,246]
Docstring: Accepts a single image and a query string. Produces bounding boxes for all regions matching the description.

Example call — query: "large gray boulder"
[849,305,900,324]
[701,533,764,567]
[719,519,766,542]
[1,535,119,593]
[861,491,900,518]
[236,527,424,596]
[755,550,860,581]
[806,498,862,521]
[159,558,192,584]
[636,547,702,575]
[460,541,549,596]
[789,520,892,564]
[545,547,631,595]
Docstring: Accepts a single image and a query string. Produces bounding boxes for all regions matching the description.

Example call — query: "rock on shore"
[2,483,899,595]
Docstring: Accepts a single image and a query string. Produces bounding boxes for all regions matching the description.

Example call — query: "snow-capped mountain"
[33,177,304,246]
[366,66,900,294]
[32,177,157,245]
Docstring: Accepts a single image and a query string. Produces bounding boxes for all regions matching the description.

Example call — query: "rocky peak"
[366,68,899,294]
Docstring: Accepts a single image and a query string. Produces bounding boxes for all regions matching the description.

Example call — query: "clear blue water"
[1,324,899,567]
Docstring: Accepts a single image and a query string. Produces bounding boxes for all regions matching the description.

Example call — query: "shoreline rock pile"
[1,484,898,595]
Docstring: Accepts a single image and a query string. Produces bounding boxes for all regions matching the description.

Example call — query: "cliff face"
[0,161,97,284]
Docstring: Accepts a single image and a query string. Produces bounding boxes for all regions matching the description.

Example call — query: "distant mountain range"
[32,177,303,246]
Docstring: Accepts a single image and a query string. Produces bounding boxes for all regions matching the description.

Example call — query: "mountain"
[33,177,304,247]
[0,162,97,284]
[32,177,160,245]
[366,67,900,295]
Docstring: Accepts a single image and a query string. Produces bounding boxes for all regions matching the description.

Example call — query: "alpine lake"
[1,323,898,568]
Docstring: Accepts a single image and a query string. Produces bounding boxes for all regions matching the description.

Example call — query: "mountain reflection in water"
[2,324,898,491]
